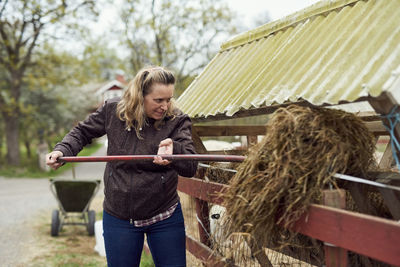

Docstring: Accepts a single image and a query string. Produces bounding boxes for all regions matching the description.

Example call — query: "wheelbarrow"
[49,178,101,236]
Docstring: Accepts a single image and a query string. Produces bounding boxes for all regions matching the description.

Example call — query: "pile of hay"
[223,104,376,252]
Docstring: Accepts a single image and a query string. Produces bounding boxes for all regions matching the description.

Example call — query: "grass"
[0,141,103,178]
[140,253,156,267]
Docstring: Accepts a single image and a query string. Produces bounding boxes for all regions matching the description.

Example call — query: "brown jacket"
[54,97,197,220]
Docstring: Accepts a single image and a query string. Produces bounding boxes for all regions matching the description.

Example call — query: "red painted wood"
[193,168,212,248]
[293,204,400,266]
[185,234,231,267]
[58,154,245,163]
[322,190,348,267]
[178,178,400,266]
[324,245,348,267]
[178,176,227,205]
[195,198,211,247]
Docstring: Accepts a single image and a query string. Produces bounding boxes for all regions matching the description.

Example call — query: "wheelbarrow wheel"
[87,210,96,236]
[51,209,60,236]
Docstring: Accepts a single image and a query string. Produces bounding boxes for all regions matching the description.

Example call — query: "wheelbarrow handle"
[57,154,246,163]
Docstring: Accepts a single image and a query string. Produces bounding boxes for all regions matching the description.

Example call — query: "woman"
[47,66,197,267]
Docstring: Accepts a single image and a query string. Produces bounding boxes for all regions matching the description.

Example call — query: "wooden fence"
[178,114,400,267]
[177,174,400,267]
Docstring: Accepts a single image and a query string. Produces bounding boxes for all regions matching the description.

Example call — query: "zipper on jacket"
[128,132,140,223]
[161,175,165,187]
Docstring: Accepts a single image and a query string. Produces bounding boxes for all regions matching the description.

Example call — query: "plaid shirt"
[133,202,178,227]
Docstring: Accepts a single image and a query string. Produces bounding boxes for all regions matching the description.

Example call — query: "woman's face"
[144,82,174,120]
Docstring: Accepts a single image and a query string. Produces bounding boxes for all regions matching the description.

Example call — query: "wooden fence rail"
[178,176,400,267]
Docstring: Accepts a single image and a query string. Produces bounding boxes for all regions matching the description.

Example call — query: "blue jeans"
[103,203,186,267]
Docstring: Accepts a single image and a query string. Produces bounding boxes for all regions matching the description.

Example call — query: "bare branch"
[0,21,14,67]
[15,20,27,51]
[20,22,43,73]
[0,0,8,19]
[151,0,163,64]
[120,0,236,84]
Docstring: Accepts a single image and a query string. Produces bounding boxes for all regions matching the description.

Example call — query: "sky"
[229,0,321,28]
[88,0,322,58]
[96,0,322,34]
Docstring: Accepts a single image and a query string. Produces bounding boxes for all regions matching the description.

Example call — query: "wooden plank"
[345,183,379,216]
[190,104,286,123]
[195,198,211,247]
[185,234,232,267]
[195,168,211,247]
[378,187,400,220]
[372,171,400,186]
[322,189,346,209]
[178,176,227,205]
[376,171,400,220]
[193,125,266,136]
[183,95,400,267]
[192,112,383,137]
[369,94,400,168]
[292,204,400,267]
[364,121,388,136]
[191,128,208,154]
[178,177,400,266]
[247,237,273,267]
[358,111,380,121]
[247,135,258,148]
[322,190,348,267]
[379,139,395,169]
[190,99,372,123]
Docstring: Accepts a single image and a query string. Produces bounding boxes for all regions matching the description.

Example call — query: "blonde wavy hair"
[117,66,177,138]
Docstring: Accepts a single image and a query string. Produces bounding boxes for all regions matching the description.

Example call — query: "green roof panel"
[177,0,400,119]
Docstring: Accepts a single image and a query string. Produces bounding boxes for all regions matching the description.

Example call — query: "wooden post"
[379,137,395,169]
[195,167,211,248]
[345,183,378,216]
[375,171,400,220]
[191,128,212,247]
[369,94,400,219]
[369,94,400,170]
[192,127,208,154]
[247,238,273,267]
[247,135,257,148]
[322,189,348,267]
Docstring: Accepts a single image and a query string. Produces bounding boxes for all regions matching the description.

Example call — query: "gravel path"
[0,143,107,267]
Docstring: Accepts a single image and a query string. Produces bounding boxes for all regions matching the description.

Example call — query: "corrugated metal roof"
[177,0,400,120]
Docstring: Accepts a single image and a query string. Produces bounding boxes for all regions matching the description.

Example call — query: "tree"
[0,0,97,165]
[19,43,99,156]
[0,114,3,161]
[119,0,238,96]
[80,37,129,81]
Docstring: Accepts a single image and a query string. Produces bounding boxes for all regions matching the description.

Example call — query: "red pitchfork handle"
[57,154,245,163]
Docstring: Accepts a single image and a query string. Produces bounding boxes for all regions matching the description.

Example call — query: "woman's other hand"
[46,151,64,170]
[154,138,173,165]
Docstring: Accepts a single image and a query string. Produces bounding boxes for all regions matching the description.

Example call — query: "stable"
[176,0,400,266]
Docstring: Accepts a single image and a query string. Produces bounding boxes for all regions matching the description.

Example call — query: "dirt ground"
[17,194,107,267]
[0,143,108,267]
[21,193,203,267]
